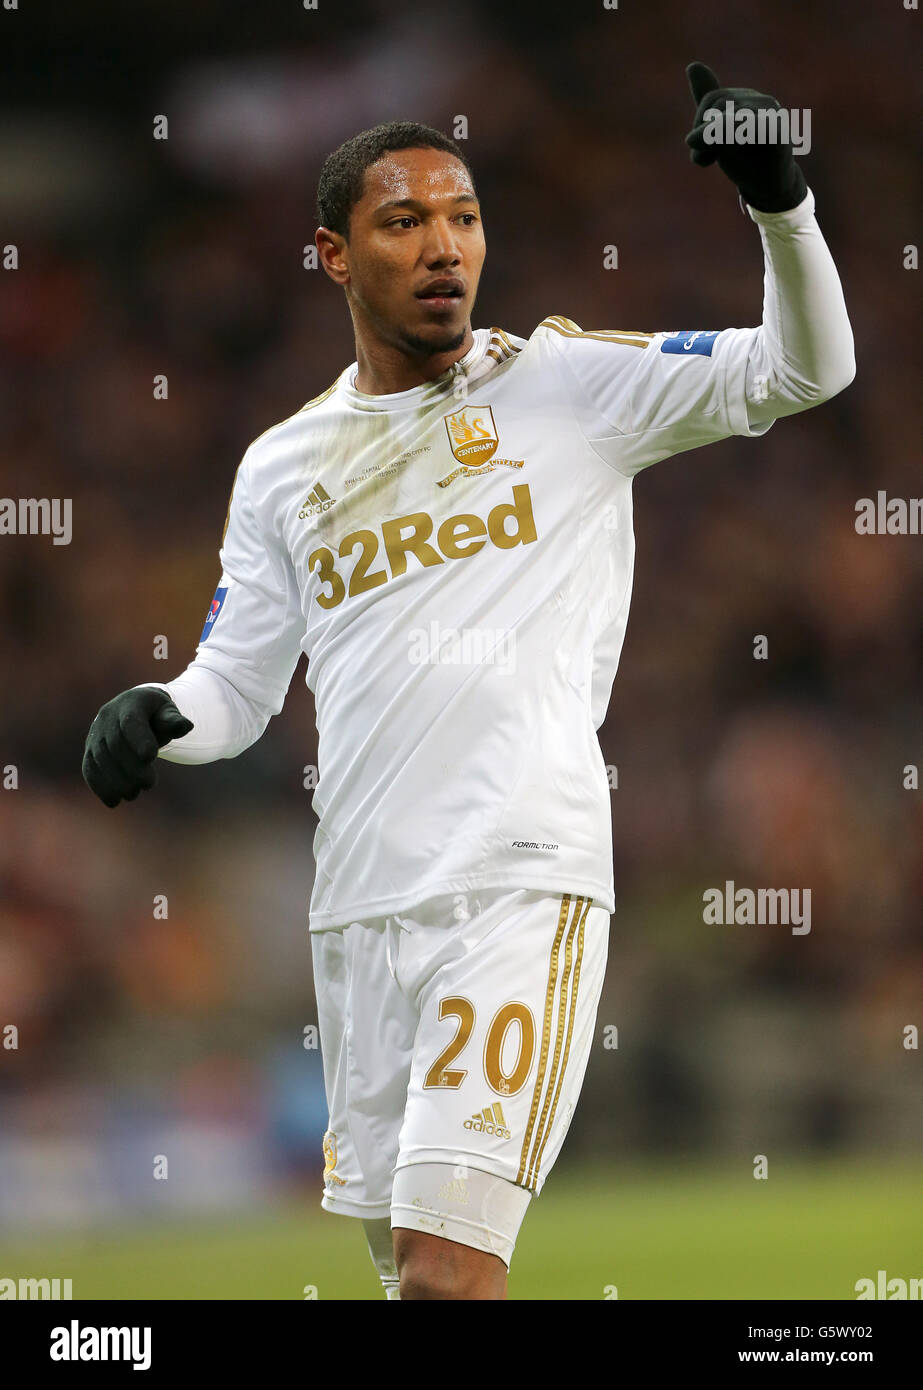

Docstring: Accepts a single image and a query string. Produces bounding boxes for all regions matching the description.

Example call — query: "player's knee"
[399,1257,460,1301]
[395,1231,505,1301]
[399,1259,490,1301]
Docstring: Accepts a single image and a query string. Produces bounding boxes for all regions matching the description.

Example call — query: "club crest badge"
[322,1130,346,1186]
[438,406,524,488]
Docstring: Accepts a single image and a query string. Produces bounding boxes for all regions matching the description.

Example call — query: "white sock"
[363,1216,401,1300]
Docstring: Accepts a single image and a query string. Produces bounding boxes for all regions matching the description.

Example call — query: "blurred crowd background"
[0,0,920,1237]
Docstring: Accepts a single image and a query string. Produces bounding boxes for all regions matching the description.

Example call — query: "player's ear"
[316,227,350,286]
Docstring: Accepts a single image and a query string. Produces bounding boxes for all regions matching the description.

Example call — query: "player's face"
[343,148,485,356]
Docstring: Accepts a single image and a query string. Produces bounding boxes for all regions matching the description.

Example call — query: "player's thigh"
[312,919,417,1214]
[391,1158,532,1274]
[397,890,610,1197]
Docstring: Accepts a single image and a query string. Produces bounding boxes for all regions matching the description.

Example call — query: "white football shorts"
[312,886,610,1238]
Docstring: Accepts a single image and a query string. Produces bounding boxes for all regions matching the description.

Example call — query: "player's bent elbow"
[816,349,857,403]
[212,704,275,760]
[157,722,270,764]
[228,709,274,758]
[156,697,274,764]
[816,323,857,402]
[786,352,856,412]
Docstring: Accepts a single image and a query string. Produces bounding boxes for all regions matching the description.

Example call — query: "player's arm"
[82,449,305,806]
[544,62,855,476]
[684,60,855,427]
[141,450,305,764]
[735,185,854,429]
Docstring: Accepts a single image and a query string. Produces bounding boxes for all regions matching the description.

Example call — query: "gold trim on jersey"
[496,326,522,356]
[220,462,243,544]
[222,374,342,540]
[485,326,522,365]
[517,894,588,1191]
[298,377,342,412]
[541,314,654,349]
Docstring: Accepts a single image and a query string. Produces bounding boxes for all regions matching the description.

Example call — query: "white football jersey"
[157,314,774,929]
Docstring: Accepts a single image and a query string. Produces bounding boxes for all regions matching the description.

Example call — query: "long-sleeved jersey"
[138,190,854,930]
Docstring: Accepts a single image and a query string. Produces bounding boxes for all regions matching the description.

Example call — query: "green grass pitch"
[0,1159,919,1300]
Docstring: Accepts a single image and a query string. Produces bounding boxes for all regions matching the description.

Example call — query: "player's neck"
[353,327,474,395]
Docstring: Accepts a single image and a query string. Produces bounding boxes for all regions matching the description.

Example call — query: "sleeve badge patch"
[660,330,720,356]
[199,585,228,643]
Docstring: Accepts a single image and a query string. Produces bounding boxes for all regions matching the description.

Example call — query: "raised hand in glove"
[685,61,808,213]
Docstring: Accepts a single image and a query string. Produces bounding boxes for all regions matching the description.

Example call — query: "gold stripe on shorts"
[517,894,584,1190]
[528,896,591,1189]
[516,894,572,1186]
[522,896,586,1191]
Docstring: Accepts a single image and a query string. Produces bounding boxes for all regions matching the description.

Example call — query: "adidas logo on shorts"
[298,483,336,518]
[463,1103,511,1139]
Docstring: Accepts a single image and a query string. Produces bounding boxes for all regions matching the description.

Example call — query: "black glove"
[685,61,808,213]
[82,687,194,807]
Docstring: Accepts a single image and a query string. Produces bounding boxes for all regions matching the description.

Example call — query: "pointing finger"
[686,60,721,108]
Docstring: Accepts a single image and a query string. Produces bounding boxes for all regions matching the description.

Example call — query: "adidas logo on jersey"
[299,483,336,518]
[464,1103,511,1139]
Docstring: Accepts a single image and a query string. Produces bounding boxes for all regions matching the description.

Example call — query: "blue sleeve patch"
[661,330,720,357]
[200,585,228,642]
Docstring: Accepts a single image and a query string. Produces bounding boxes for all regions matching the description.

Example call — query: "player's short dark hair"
[316,121,476,240]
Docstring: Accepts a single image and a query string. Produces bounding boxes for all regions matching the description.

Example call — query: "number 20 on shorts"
[424,997,536,1096]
